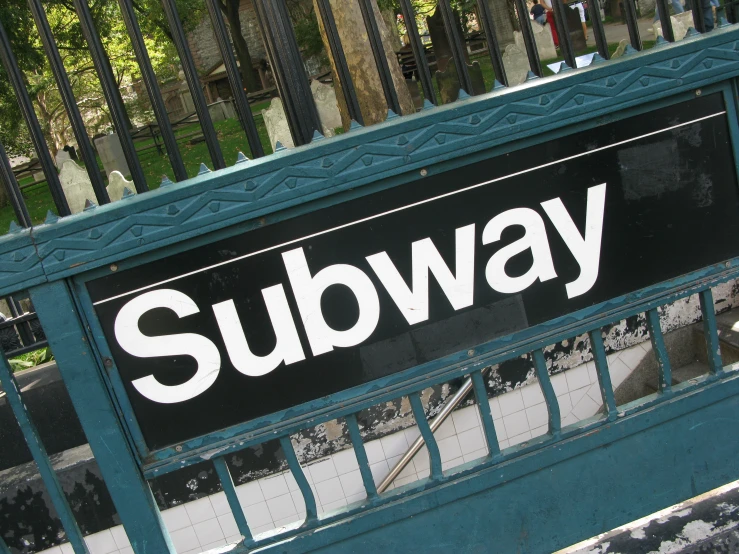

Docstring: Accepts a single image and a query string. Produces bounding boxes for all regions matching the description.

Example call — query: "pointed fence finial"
[8,220,22,234]
[422,99,435,110]
[686,27,701,37]
[349,120,363,131]
[44,210,59,224]
[457,89,471,100]
[385,109,399,120]
[160,175,174,187]
[525,71,539,81]
[235,152,250,164]
[559,62,573,72]
[311,130,325,142]
[122,187,135,198]
[591,52,606,64]
[83,199,97,211]
[274,141,286,152]
[624,44,637,55]
[198,163,211,175]
[492,79,506,90]
[655,35,669,47]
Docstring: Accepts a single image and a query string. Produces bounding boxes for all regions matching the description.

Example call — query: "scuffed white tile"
[364,440,385,465]
[242,501,273,529]
[520,382,545,408]
[550,373,569,396]
[339,469,366,497]
[307,458,337,484]
[587,382,604,404]
[557,392,573,417]
[385,454,416,479]
[370,459,390,486]
[565,364,590,391]
[169,526,200,554]
[437,435,462,463]
[85,531,118,554]
[488,397,502,419]
[442,456,465,471]
[394,474,421,488]
[619,344,649,370]
[525,403,549,430]
[380,431,410,459]
[530,424,549,438]
[332,448,359,475]
[586,361,598,384]
[498,389,525,416]
[252,523,276,537]
[457,426,486,456]
[218,512,239,538]
[290,490,308,514]
[110,525,130,549]
[609,358,632,389]
[201,538,228,551]
[503,411,529,438]
[185,497,217,525]
[404,426,421,445]
[411,445,430,471]
[434,417,456,440]
[498,439,510,449]
[493,418,507,441]
[193,518,225,546]
[260,474,289,500]
[345,492,368,506]
[315,476,345,505]
[508,431,532,446]
[562,412,580,427]
[272,515,301,529]
[571,394,602,421]
[119,547,134,554]
[162,505,192,533]
[451,405,480,434]
[462,447,489,464]
[322,498,348,513]
[266,492,297,521]
[569,385,589,407]
[235,480,265,508]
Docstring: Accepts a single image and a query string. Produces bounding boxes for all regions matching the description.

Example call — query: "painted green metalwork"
[647,308,673,393]
[3,25,739,554]
[0,345,90,553]
[700,288,725,374]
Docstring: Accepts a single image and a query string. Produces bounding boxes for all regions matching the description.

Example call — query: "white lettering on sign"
[113,184,606,403]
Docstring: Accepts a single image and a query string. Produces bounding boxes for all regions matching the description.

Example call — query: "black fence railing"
[0,0,719,232]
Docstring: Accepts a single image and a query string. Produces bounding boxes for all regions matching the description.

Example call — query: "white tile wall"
[35,343,650,554]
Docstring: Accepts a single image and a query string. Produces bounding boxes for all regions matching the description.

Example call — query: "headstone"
[514,21,557,62]
[33,172,45,183]
[107,171,136,202]
[652,11,694,41]
[222,99,236,120]
[406,79,423,111]
[94,134,130,178]
[55,149,72,169]
[311,80,342,136]
[611,38,630,59]
[435,58,487,104]
[502,43,531,86]
[62,144,78,160]
[262,97,294,149]
[208,99,236,123]
[565,6,588,51]
[58,160,95,214]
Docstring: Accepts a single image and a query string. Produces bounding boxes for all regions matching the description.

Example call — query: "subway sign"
[87,93,739,450]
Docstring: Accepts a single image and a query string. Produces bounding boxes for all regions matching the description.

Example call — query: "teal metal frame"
[2,25,739,553]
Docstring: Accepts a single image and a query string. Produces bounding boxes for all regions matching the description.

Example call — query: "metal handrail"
[377,367,491,493]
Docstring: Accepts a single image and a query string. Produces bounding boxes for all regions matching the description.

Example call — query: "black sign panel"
[88,93,739,450]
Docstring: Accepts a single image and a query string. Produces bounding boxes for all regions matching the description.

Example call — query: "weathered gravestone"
[502,43,531,86]
[107,171,136,202]
[565,6,588,51]
[611,39,630,59]
[653,11,695,41]
[208,99,237,123]
[94,133,130,178]
[55,149,71,169]
[58,160,95,214]
[311,80,342,137]
[436,58,487,104]
[262,97,294,149]
[514,22,557,62]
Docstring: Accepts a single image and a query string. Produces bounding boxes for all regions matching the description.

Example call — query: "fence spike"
[386,109,399,120]
[686,27,701,37]
[525,70,539,81]
[8,220,22,234]
[655,35,669,47]
[44,211,59,224]
[83,199,97,211]
[122,187,135,199]
[160,175,174,187]
[198,163,211,175]
[235,152,250,164]
[492,79,506,90]
[311,130,325,142]
[591,52,607,64]
[422,99,435,110]
[457,89,471,100]
[274,141,287,152]
[349,120,363,131]
[718,15,731,27]
[624,44,638,55]
[559,62,573,72]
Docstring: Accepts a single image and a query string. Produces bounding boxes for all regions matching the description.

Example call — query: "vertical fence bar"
[7,295,33,347]
[357,0,403,113]
[212,457,254,543]
[72,0,149,193]
[646,308,672,394]
[0,353,90,553]
[27,0,110,205]
[0,19,71,217]
[116,0,188,181]
[587,0,611,58]
[31,282,175,553]
[0,533,10,554]
[474,0,508,87]
[345,414,379,499]
[655,0,676,41]
[532,350,562,437]
[514,0,543,76]
[470,370,500,457]
[622,0,643,50]
[315,0,364,124]
[160,0,225,169]
[588,329,619,420]
[699,288,723,374]
[409,392,443,480]
[437,0,475,94]
[253,0,321,146]
[399,0,438,103]
[278,436,318,523]
[692,0,707,31]
[0,141,32,227]
[552,0,576,69]
[204,0,265,158]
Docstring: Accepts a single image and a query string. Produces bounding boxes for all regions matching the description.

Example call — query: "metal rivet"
[110,264,118,272]
[696,89,702,96]
[103,357,113,369]
[467,349,474,356]
[420,168,428,177]
[175,445,183,452]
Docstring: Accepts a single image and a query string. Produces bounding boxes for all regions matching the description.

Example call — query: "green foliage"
[9,347,54,373]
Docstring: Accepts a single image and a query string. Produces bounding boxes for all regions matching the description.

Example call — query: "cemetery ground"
[0,31,656,236]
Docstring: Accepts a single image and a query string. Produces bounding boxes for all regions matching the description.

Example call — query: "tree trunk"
[313,0,415,129]
[223,0,261,93]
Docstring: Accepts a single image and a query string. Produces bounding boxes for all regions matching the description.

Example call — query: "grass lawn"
[1,45,653,236]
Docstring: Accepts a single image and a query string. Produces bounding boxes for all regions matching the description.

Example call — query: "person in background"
[531,0,548,25]
[570,1,589,41]
[540,0,560,46]
[654,0,684,22]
